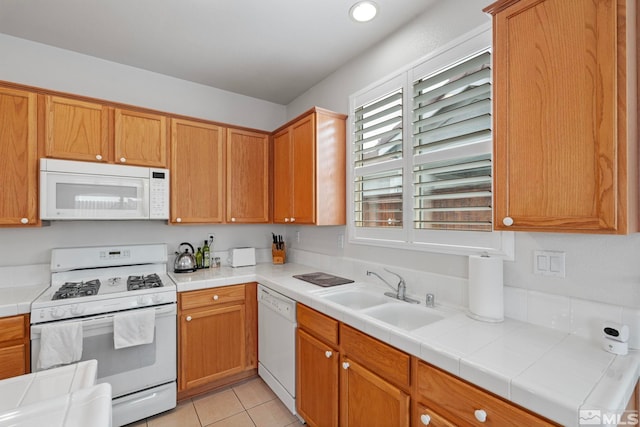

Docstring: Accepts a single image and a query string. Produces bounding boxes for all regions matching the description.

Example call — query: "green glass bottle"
[195,247,203,269]
[203,240,211,268]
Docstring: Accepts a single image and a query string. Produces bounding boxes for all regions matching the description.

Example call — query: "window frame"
[347,24,514,259]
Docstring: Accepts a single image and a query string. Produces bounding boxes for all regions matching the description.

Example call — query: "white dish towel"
[113,308,156,349]
[38,321,83,370]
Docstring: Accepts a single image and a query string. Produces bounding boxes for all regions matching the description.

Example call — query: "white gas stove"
[30,243,177,427]
[31,244,176,323]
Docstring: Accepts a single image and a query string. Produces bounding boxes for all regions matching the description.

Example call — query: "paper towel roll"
[468,255,504,322]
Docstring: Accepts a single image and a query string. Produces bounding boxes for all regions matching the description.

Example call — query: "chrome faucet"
[366,269,419,304]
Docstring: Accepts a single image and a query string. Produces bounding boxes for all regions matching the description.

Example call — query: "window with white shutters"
[353,88,403,229]
[347,26,512,256]
[413,51,492,232]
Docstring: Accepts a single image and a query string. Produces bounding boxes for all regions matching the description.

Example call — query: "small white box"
[229,247,256,267]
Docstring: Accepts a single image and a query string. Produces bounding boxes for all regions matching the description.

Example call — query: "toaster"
[229,247,256,267]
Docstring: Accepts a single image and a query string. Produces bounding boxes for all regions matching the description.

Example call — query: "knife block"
[272,243,286,265]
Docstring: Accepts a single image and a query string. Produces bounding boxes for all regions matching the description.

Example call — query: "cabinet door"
[290,114,316,224]
[0,87,38,226]
[296,329,339,427]
[114,108,167,167]
[491,0,623,232]
[273,128,292,223]
[226,128,269,223]
[0,315,30,379]
[340,356,409,427]
[44,95,109,163]
[179,304,246,391]
[170,118,225,223]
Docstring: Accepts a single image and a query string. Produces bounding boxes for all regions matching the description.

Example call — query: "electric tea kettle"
[174,242,197,273]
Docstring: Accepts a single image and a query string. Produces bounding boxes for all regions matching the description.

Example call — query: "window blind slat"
[413,52,491,94]
[413,83,490,117]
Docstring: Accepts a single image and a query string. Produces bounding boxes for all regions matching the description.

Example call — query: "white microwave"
[40,158,169,220]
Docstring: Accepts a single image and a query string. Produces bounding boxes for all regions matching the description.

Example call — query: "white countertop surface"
[0,360,109,427]
[0,285,48,317]
[0,360,97,412]
[170,263,640,427]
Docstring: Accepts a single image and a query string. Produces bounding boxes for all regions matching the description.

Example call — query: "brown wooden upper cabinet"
[226,128,270,223]
[0,87,38,227]
[485,0,638,233]
[43,95,168,168]
[114,108,167,167]
[272,108,347,226]
[43,95,110,163]
[170,118,225,224]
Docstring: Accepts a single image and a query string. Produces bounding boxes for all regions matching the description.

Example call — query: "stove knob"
[50,307,66,319]
[151,294,164,304]
[70,305,86,316]
[137,295,152,306]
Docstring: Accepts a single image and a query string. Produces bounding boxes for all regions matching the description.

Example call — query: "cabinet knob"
[290,217,295,222]
[119,157,126,163]
[95,154,102,160]
[213,295,219,301]
[474,409,487,423]
[20,218,28,224]
[231,217,236,222]
[284,218,289,223]
[186,315,192,322]
[325,351,332,358]
[176,217,182,223]
[342,362,350,370]
[502,217,514,226]
[420,414,431,425]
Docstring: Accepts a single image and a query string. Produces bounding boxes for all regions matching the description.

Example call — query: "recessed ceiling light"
[350,1,378,23]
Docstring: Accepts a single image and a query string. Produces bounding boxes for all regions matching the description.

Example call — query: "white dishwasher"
[257,284,297,416]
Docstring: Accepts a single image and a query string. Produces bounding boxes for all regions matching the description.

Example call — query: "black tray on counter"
[293,272,354,287]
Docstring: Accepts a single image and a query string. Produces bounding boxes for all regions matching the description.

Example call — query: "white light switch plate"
[533,250,565,278]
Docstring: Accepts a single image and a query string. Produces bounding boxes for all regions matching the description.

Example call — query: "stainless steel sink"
[360,303,444,331]
[320,289,390,310]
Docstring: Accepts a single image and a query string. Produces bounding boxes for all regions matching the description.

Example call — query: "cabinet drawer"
[414,403,456,427]
[0,315,26,343]
[416,362,556,426]
[180,285,245,311]
[340,324,410,390]
[297,304,339,347]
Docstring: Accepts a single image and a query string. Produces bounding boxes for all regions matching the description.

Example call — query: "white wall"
[0,34,286,131]
[284,0,640,309]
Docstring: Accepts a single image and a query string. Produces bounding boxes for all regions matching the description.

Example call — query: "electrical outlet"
[533,250,565,278]
[208,233,215,244]
[296,231,300,243]
[338,234,344,249]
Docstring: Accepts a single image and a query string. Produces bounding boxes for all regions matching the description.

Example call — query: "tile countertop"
[170,263,640,427]
[0,285,48,317]
[0,264,49,318]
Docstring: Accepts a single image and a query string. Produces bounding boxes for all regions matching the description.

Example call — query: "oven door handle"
[31,304,176,338]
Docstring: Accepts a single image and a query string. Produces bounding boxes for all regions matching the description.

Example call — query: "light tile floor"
[126,378,304,427]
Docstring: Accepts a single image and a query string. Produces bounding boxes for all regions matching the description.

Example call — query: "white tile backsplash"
[291,248,639,349]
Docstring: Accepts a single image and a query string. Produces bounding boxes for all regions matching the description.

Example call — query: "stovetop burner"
[52,279,101,300]
[127,273,164,291]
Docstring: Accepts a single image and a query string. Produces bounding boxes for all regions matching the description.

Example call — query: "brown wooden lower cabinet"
[340,356,410,427]
[0,314,30,380]
[296,329,339,427]
[178,283,257,400]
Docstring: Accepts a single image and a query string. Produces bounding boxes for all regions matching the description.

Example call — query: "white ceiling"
[0,0,437,105]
